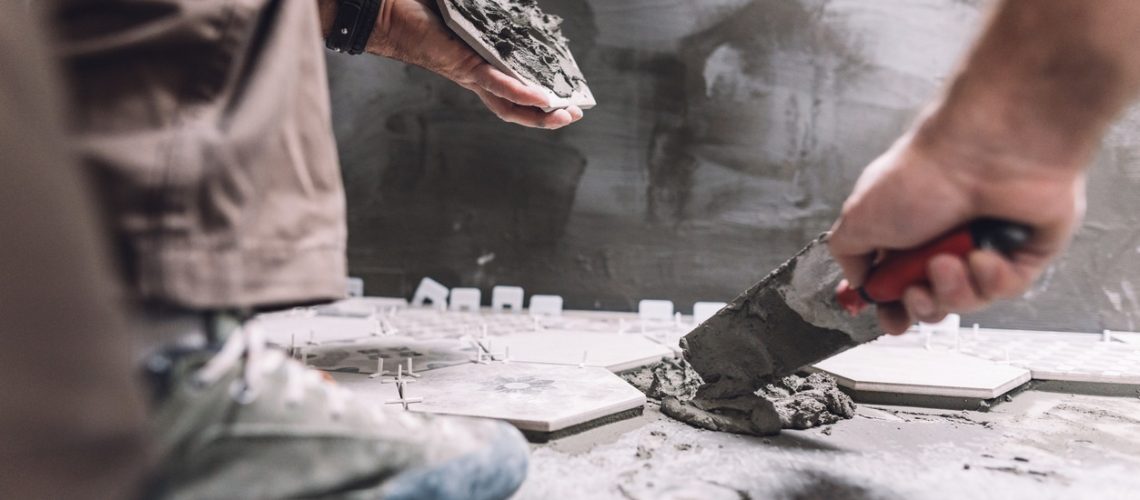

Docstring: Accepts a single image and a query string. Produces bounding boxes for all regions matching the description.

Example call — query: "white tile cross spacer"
[381,365,416,385]
[369,358,389,379]
[470,339,489,364]
[529,295,564,317]
[449,288,481,312]
[411,277,449,310]
[920,314,961,351]
[345,276,365,298]
[491,286,525,313]
[385,374,423,411]
[385,394,423,411]
[638,300,674,321]
[692,302,727,325]
[405,358,421,378]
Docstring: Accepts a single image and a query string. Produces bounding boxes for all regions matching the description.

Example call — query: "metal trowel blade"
[680,235,883,399]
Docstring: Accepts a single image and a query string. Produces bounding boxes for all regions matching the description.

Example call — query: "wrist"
[913,84,1097,181]
[363,0,398,57]
[913,0,1133,176]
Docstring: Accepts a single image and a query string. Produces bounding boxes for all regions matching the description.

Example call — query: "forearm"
[312,0,582,128]
[317,0,337,37]
[917,0,1140,173]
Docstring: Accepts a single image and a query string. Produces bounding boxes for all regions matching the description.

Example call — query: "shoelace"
[192,320,351,419]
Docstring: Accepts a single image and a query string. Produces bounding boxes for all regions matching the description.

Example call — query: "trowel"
[670,219,1030,435]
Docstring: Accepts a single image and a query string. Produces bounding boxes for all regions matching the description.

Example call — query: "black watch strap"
[326,0,383,55]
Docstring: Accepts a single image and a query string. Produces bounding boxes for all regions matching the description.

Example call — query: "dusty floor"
[519,388,1140,499]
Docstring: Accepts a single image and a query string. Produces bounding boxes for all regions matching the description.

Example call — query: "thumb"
[826,221,875,288]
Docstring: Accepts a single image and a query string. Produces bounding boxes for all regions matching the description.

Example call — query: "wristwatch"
[325,0,383,55]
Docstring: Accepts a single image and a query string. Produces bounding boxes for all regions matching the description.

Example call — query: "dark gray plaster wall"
[328,0,1140,332]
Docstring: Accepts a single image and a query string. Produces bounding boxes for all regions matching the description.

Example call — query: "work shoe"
[143,321,529,499]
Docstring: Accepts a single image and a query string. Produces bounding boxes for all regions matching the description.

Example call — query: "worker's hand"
[364,0,583,129]
[827,128,1086,335]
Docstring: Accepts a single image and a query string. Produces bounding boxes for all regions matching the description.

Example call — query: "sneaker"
[143,320,529,499]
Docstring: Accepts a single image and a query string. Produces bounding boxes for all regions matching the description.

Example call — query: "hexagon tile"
[333,362,646,441]
[479,331,675,372]
[811,343,1031,405]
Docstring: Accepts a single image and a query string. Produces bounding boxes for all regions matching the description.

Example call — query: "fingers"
[928,254,981,312]
[466,65,584,129]
[882,250,1043,334]
[565,105,585,121]
[469,64,551,108]
[969,250,1041,300]
[902,285,943,324]
[878,284,947,335]
[876,303,913,335]
[473,88,581,129]
[928,250,1038,309]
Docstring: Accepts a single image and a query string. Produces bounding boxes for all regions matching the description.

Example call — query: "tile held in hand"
[437,0,596,112]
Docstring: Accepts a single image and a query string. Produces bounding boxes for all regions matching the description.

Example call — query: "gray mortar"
[760,372,857,429]
[447,0,588,98]
[622,358,857,435]
[660,394,784,436]
[621,357,703,400]
[681,235,881,400]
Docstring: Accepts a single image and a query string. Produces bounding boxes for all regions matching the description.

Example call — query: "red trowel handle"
[835,218,1032,315]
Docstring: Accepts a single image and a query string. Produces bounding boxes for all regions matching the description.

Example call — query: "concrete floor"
[519,389,1140,499]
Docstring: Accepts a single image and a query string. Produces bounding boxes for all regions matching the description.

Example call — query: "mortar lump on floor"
[621,357,856,432]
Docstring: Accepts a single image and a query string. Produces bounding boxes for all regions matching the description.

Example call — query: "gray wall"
[328,0,1140,332]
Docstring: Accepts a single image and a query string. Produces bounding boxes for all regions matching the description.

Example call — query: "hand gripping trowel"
[668,219,1031,435]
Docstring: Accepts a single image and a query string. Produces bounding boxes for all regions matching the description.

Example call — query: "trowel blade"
[680,235,883,399]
